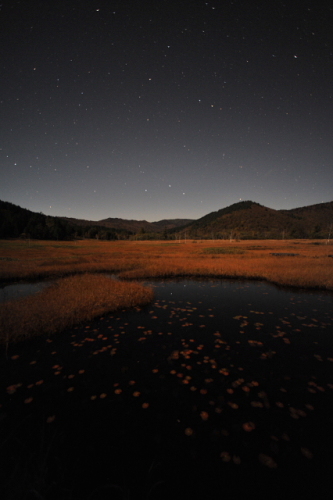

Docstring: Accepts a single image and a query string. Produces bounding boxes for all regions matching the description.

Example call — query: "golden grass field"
[1,238,332,344]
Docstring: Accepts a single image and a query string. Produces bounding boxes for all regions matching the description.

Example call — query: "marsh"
[1,279,332,499]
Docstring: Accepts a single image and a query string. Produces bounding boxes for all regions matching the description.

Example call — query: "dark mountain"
[0,200,75,240]
[280,202,333,230]
[171,200,333,239]
[0,199,332,240]
[0,200,192,240]
[60,216,192,234]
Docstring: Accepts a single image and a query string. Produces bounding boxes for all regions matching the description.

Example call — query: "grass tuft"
[1,238,332,344]
[0,274,153,344]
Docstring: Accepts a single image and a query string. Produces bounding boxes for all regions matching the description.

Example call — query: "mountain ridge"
[1,199,332,240]
[174,200,333,239]
[59,216,193,233]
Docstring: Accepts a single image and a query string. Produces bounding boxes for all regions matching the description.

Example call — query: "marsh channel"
[0,280,52,304]
[1,278,333,500]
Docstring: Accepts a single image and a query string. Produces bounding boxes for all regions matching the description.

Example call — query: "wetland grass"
[1,243,333,499]
[1,239,332,344]
[0,274,153,344]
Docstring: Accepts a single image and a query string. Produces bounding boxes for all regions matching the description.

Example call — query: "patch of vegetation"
[1,239,332,344]
[202,247,245,255]
[0,274,154,344]
[159,242,181,246]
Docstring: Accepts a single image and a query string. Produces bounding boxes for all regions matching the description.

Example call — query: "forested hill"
[60,216,192,234]
[172,201,333,239]
[0,200,130,240]
[0,200,190,240]
[0,199,332,240]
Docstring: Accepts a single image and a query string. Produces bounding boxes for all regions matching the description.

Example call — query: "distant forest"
[1,199,332,241]
[0,201,132,241]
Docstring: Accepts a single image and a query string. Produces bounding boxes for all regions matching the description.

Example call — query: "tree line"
[0,201,132,241]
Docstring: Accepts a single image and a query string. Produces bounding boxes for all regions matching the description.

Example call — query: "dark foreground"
[1,280,333,499]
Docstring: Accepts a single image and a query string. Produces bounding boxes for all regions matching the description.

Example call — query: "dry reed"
[0,274,153,344]
[1,239,332,344]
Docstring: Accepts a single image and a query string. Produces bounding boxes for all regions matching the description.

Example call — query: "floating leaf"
[200,411,209,421]
[6,384,22,394]
[251,401,264,408]
[220,451,231,462]
[242,422,256,432]
[301,447,313,459]
[258,454,277,468]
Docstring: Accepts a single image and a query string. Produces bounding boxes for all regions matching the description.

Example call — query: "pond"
[0,280,51,303]
[1,279,333,500]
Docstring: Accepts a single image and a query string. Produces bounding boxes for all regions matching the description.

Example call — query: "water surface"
[0,280,51,303]
[1,279,332,499]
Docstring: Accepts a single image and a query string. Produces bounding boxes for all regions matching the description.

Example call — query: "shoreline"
[1,238,332,344]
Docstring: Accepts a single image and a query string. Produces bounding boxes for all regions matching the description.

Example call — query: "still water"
[0,280,51,303]
[1,279,332,499]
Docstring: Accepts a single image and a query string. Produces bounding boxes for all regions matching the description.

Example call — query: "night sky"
[1,0,332,222]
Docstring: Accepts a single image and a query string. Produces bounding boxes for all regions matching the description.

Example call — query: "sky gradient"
[1,0,332,222]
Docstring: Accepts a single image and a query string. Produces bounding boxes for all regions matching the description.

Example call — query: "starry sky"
[1,0,332,222]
